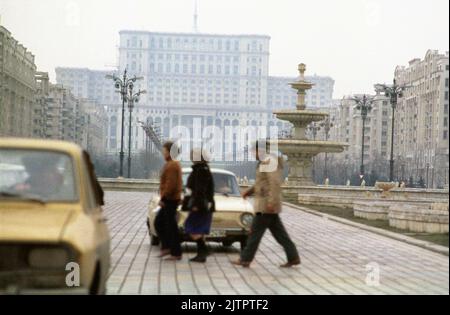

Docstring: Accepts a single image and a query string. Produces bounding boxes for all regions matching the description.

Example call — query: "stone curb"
[284,202,449,257]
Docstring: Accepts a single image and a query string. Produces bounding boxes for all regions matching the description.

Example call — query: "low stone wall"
[353,199,448,221]
[388,203,449,234]
[296,185,448,201]
[296,185,448,208]
[353,201,391,220]
[99,178,159,192]
[99,179,449,203]
[295,185,449,234]
[297,194,356,209]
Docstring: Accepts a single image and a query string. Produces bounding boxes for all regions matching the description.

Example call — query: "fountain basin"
[269,139,347,187]
[271,139,348,155]
[274,109,328,124]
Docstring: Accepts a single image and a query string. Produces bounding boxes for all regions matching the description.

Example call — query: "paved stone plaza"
[104,191,449,295]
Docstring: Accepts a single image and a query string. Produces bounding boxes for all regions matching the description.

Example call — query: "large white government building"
[56,30,335,160]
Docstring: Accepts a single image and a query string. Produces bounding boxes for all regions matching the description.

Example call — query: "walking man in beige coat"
[232,140,301,268]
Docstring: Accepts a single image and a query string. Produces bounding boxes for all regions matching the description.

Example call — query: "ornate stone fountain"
[272,63,347,186]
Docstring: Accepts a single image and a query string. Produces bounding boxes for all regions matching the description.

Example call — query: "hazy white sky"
[0,0,448,98]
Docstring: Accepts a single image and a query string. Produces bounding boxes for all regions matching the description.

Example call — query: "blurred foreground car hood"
[0,204,74,242]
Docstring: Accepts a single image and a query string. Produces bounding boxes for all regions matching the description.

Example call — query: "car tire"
[222,241,233,248]
[151,234,160,246]
[240,237,248,250]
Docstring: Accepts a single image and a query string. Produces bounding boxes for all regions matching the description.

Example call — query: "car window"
[82,151,104,208]
[212,173,240,196]
[182,171,240,196]
[0,149,78,202]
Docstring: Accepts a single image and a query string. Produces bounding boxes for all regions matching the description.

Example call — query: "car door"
[81,152,110,276]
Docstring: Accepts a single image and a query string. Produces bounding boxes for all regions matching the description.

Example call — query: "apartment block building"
[0,25,37,137]
[394,50,449,188]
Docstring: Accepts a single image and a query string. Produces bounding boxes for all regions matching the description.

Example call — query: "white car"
[147,168,254,249]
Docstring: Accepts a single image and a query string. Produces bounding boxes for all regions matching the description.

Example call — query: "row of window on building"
[126,36,264,52]
[129,53,260,63]
[128,61,263,76]
[148,78,261,87]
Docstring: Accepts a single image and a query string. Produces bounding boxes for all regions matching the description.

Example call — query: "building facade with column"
[118,30,270,109]
[0,25,37,137]
[56,30,335,163]
[394,50,449,188]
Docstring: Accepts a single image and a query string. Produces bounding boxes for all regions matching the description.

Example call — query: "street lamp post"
[106,70,143,178]
[375,79,410,182]
[307,122,320,141]
[320,117,334,179]
[307,122,321,181]
[350,94,374,179]
[126,86,146,178]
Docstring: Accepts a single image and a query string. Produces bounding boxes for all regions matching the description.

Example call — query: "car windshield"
[0,149,78,202]
[182,171,241,196]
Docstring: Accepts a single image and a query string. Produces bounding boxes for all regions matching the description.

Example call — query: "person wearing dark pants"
[154,208,169,251]
[240,213,299,264]
[182,148,215,263]
[155,199,182,258]
[157,141,183,261]
[232,140,301,268]
[160,199,182,258]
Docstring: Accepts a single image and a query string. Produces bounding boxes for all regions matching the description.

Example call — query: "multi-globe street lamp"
[126,86,146,178]
[375,79,411,182]
[349,94,374,179]
[106,69,143,178]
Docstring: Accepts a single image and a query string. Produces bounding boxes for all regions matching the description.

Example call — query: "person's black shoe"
[190,255,207,263]
[202,244,211,256]
[190,239,208,263]
[280,257,301,268]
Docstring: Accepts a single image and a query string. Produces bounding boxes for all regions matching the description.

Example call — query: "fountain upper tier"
[273,109,328,126]
[289,63,314,111]
[274,63,330,140]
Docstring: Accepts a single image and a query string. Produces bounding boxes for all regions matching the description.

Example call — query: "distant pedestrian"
[182,148,215,263]
[232,140,300,268]
[155,141,183,261]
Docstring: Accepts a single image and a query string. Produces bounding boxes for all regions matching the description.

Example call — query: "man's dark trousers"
[241,213,299,263]
[155,208,168,250]
[156,199,182,257]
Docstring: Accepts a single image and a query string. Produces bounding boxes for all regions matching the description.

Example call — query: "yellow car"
[147,168,254,250]
[0,138,110,295]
